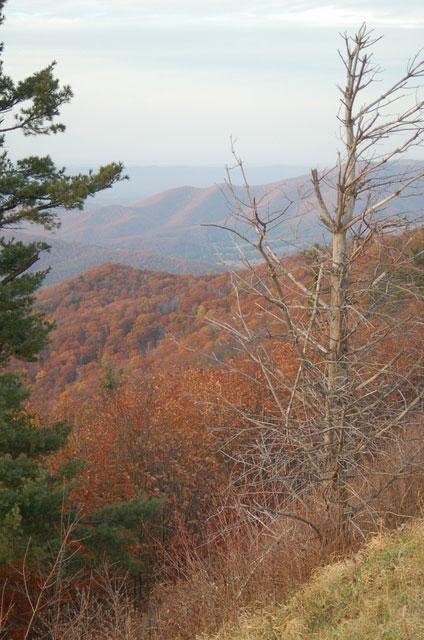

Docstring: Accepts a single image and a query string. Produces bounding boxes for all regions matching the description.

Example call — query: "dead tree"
[207,25,424,537]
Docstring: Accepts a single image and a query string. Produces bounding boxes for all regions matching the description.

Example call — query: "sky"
[1,0,424,170]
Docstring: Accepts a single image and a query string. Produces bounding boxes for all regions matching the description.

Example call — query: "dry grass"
[205,517,424,640]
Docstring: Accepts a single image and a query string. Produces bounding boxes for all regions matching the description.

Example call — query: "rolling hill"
[22,161,424,280]
[28,176,318,267]
[24,263,236,409]
[1,230,224,286]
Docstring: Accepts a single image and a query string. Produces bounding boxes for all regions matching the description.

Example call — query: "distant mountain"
[25,173,323,267]
[68,163,313,207]
[12,160,424,282]
[1,231,223,286]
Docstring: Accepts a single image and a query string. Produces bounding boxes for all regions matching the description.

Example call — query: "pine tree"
[0,0,159,567]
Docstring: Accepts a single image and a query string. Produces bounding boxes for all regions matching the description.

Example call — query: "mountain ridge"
[11,160,424,283]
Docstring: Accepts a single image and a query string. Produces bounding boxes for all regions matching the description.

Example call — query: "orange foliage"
[52,368,231,535]
[21,252,312,412]
[22,264,238,410]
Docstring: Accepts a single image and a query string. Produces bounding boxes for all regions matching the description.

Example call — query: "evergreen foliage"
[76,493,164,574]
[0,0,160,568]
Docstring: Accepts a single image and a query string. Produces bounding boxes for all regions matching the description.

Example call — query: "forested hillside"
[1,230,224,285]
[20,247,317,411]
[24,263,232,409]
[17,226,423,639]
[3,9,424,640]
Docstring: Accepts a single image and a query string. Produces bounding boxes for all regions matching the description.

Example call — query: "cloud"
[6,0,424,29]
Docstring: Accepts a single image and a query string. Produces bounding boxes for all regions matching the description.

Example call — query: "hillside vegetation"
[20,226,423,415]
[26,263,235,409]
[205,517,424,640]
[16,241,330,413]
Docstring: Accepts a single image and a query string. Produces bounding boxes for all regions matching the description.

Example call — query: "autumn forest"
[2,5,424,639]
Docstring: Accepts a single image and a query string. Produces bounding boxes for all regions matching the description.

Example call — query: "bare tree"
[207,25,424,538]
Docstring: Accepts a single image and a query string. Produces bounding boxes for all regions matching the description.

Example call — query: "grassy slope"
[204,518,424,640]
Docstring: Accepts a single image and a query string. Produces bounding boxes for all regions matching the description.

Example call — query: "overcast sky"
[1,0,424,169]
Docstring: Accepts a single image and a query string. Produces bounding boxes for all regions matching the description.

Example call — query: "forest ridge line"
[9,159,424,285]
